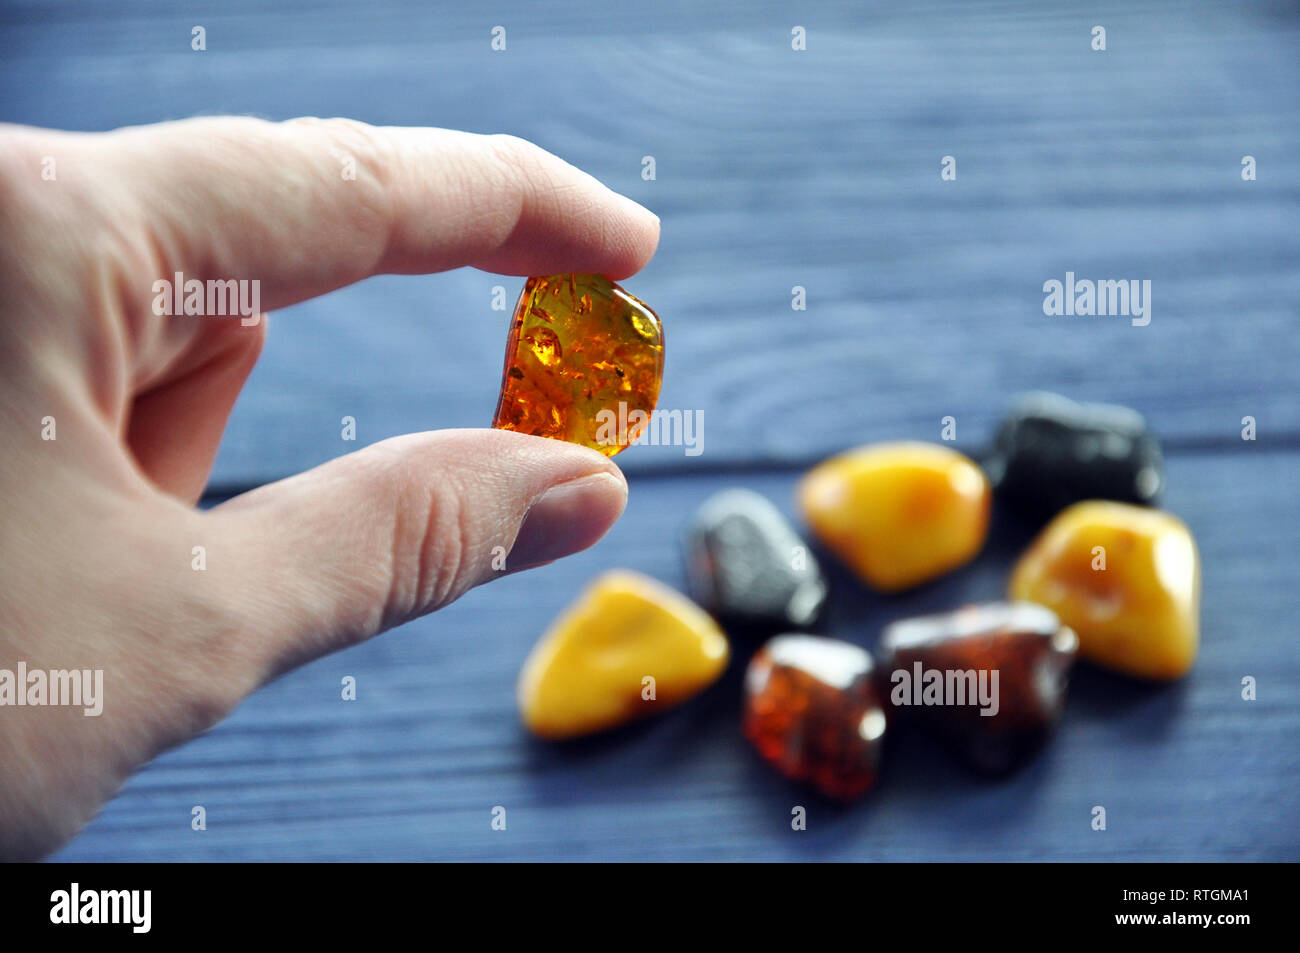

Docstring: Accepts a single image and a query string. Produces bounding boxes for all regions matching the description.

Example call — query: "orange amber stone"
[491,274,664,456]
[743,635,887,800]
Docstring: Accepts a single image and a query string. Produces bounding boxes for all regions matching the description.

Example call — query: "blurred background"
[3,0,1297,860]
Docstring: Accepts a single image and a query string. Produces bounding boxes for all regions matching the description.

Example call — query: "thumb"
[207,429,627,679]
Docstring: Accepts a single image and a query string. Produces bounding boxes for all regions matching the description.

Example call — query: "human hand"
[0,117,659,859]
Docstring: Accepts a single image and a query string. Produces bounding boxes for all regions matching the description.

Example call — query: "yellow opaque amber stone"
[797,442,991,591]
[1009,501,1200,680]
[517,570,730,739]
[492,274,664,456]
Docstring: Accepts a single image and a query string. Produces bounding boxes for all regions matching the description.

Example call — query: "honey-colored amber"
[517,571,729,739]
[797,442,991,591]
[492,274,664,456]
[1008,501,1200,680]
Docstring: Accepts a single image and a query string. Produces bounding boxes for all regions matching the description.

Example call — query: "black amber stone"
[984,392,1164,517]
[880,601,1079,775]
[684,489,828,632]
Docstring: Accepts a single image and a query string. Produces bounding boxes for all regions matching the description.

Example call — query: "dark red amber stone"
[880,601,1079,775]
[743,635,887,800]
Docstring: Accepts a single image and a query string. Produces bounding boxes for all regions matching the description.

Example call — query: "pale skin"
[0,117,659,859]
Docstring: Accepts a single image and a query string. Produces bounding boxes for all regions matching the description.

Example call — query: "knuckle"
[485,133,555,191]
[429,482,476,609]
[288,115,381,154]
[287,116,390,181]
[388,452,470,623]
[284,116,395,256]
[486,132,541,165]
[0,126,38,197]
[0,128,62,271]
[0,129,172,349]
[365,438,481,627]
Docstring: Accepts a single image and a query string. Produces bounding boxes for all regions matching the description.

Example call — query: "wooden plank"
[1,1,1296,483]
[49,446,1300,860]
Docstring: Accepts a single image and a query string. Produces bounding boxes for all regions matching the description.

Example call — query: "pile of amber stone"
[497,281,1199,799]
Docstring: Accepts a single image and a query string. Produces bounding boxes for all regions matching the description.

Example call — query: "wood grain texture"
[2,0,1296,861]
[49,448,1300,861]
[2,1,1296,482]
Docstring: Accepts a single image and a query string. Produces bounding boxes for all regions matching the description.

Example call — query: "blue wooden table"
[3,0,1297,860]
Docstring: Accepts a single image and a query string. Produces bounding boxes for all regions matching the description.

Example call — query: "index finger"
[99,116,661,314]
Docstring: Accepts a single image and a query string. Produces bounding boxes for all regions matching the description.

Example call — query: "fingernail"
[509,472,628,570]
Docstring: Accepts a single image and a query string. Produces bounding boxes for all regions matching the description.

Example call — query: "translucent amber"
[517,571,729,739]
[492,274,664,456]
[798,442,991,591]
[1008,501,1200,680]
[743,635,887,800]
